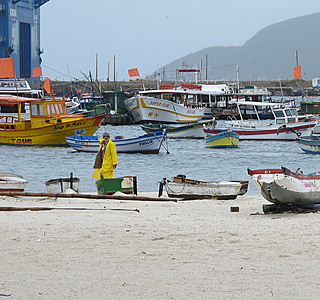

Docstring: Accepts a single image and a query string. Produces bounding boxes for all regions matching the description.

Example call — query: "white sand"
[0,193,319,299]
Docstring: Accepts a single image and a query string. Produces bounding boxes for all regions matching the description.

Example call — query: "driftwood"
[0,191,178,202]
[0,207,140,213]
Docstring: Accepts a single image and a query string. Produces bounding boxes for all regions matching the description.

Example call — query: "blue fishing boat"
[297,124,320,154]
[297,136,320,154]
[140,119,216,138]
[66,130,167,154]
[205,130,239,148]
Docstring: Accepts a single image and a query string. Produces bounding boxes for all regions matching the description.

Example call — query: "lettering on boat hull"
[10,139,32,144]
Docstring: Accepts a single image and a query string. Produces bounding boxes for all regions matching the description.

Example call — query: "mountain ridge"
[159,12,320,81]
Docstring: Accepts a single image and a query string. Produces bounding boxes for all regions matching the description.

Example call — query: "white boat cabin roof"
[236,101,279,107]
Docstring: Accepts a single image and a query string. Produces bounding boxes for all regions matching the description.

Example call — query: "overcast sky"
[40,0,320,81]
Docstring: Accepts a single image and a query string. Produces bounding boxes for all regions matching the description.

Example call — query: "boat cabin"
[0,95,81,131]
[236,101,308,124]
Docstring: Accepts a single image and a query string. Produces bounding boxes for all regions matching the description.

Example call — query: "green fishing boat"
[95,175,137,195]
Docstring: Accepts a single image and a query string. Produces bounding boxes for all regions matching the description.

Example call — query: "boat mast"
[236,63,240,92]
[114,55,117,114]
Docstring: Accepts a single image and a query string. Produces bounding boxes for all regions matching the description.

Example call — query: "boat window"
[200,94,209,103]
[51,104,57,115]
[290,109,298,116]
[30,104,44,116]
[274,110,285,118]
[62,103,68,114]
[56,103,62,114]
[287,117,295,123]
[284,109,292,116]
[46,104,52,115]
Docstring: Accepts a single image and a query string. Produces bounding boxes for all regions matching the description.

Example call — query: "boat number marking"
[139,140,153,146]
[304,181,315,188]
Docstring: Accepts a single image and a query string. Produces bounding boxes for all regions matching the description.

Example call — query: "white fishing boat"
[45,173,80,193]
[140,119,216,138]
[0,171,28,192]
[249,167,320,205]
[124,85,206,124]
[204,102,316,140]
[247,168,285,202]
[66,130,167,154]
[161,174,248,200]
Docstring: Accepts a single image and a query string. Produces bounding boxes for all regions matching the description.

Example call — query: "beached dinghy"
[161,174,248,200]
[248,167,320,205]
[247,168,284,202]
[95,175,137,195]
[45,173,80,193]
[0,171,28,192]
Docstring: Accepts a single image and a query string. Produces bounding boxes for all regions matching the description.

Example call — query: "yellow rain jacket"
[92,137,118,179]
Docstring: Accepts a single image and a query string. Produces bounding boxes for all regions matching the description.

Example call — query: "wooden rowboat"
[95,175,137,195]
[0,174,28,192]
[45,173,80,193]
[162,174,248,200]
[248,167,320,205]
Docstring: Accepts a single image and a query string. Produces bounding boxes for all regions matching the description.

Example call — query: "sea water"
[1,121,317,195]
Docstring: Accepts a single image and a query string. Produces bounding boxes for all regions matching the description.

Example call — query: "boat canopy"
[139,89,190,95]
[236,101,279,107]
[0,94,44,105]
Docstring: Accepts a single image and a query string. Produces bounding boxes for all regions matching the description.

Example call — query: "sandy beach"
[0,192,320,299]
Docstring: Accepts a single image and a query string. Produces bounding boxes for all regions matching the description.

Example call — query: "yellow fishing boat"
[0,94,105,146]
[205,130,239,148]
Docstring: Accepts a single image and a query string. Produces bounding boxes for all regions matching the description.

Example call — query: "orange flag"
[293,65,301,79]
[0,57,15,78]
[128,68,140,77]
[44,78,51,93]
[32,66,42,77]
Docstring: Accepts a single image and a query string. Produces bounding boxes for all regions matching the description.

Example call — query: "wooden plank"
[0,191,178,202]
[0,207,140,212]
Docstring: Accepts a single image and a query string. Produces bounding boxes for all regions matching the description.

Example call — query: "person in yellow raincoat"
[92,132,118,179]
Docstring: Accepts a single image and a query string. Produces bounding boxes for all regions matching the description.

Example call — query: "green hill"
[159,12,320,81]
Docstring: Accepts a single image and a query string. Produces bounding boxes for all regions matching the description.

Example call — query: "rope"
[163,179,186,194]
